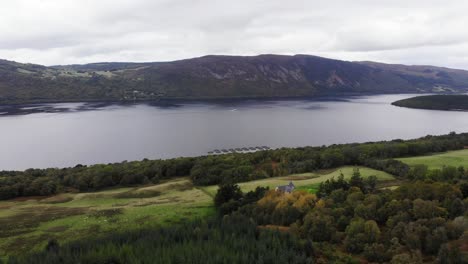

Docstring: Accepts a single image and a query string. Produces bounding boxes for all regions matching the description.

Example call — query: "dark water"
[1,94,468,170]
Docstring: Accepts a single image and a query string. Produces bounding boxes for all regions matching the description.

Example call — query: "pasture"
[398,149,468,169]
[201,166,395,196]
[0,178,214,257]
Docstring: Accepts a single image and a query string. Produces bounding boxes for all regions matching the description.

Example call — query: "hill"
[2,55,468,104]
[392,94,468,110]
[0,166,395,257]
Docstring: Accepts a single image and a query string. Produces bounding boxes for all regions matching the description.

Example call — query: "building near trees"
[275,181,295,193]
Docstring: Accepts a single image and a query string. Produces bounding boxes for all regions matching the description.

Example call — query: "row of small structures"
[208,146,271,155]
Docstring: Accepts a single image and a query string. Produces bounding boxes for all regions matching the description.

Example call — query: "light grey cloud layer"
[1,0,468,68]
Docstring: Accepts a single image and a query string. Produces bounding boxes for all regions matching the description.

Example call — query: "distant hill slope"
[1,54,468,104]
[392,95,468,110]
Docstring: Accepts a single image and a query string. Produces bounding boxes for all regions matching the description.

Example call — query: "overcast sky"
[1,0,468,69]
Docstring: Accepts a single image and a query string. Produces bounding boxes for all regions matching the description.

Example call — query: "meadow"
[0,178,214,258]
[398,149,468,169]
[0,166,396,258]
[201,166,395,196]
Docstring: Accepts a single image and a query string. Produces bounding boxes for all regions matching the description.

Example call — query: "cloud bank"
[1,0,468,69]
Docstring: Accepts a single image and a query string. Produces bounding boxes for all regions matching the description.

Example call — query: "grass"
[398,149,468,170]
[201,166,395,197]
[0,167,394,259]
[0,178,214,258]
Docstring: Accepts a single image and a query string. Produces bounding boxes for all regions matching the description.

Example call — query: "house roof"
[276,181,295,193]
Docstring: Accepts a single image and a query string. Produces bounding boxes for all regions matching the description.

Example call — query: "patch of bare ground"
[258,225,291,233]
[376,180,404,189]
[134,197,180,207]
[89,208,123,218]
[114,189,161,199]
[0,204,12,210]
[0,206,88,238]
[45,226,69,233]
[5,234,50,255]
[39,194,73,204]
[11,196,48,202]
[280,175,318,181]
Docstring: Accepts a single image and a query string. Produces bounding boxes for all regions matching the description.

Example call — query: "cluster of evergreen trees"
[7,199,314,264]
[2,132,468,200]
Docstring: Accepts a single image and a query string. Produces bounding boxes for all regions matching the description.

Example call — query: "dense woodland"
[1,132,468,200]
[7,214,315,264]
[392,95,468,111]
[7,163,468,263]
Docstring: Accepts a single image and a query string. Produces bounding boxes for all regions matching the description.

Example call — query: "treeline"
[220,169,468,263]
[2,132,468,200]
[392,95,468,111]
[0,158,195,200]
[12,167,468,263]
[191,132,468,185]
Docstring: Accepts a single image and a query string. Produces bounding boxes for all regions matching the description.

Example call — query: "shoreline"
[0,91,435,107]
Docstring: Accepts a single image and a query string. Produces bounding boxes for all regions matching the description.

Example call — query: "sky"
[1,0,468,69]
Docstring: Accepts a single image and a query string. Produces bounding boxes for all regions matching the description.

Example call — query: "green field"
[398,149,468,169]
[0,166,394,258]
[0,178,214,257]
[201,166,395,196]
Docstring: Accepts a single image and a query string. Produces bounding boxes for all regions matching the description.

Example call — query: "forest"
[392,95,468,111]
[1,132,468,200]
[7,162,467,263]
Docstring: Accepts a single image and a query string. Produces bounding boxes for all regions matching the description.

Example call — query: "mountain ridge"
[1,54,468,104]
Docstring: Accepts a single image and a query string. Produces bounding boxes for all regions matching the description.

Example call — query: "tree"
[425,226,448,254]
[459,182,468,198]
[349,168,364,190]
[412,199,447,219]
[302,210,336,242]
[437,243,463,264]
[364,175,377,193]
[344,218,380,253]
[448,198,465,218]
[363,243,389,263]
[363,220,381,244]
[390,251,423,264]
[344,218,366,253]
[408,165,428,180]
[45,239,60,254]
[214,183,243,208]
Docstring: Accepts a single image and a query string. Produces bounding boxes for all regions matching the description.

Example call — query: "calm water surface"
[1,94,468,170]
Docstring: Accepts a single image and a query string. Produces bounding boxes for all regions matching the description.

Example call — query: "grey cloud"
[0,0,468,69]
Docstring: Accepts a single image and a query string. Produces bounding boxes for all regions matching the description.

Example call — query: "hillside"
[2,132,468,262]
[392,94,468,110]
[2,55,468,104]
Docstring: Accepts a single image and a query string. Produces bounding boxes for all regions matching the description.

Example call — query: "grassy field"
[398,149,468,169]
[0,178,214,258]
[201,166,395,196]
[0,166,394,259]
